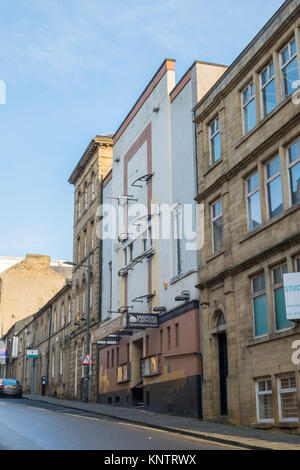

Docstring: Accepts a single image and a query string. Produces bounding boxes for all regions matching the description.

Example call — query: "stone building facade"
[194,0,300,430]
[1,283,72,397]
[0,254,72,337]
[1,316,34,382]
[92,59,226,418]
[68,135,113,402]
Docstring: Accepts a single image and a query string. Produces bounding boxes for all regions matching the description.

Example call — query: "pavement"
[24,393,300,450]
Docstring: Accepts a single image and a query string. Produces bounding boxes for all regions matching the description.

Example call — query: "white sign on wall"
[26,349,38,358]
[283,273,300,320]
[11,336,18,358]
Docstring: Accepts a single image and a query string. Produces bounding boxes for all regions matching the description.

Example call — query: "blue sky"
[0,0,285,261]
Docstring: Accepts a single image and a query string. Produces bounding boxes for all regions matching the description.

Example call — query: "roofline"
[32,281,72,321]
[68,135,113,185]
[169,66,193,103]
[113,58,176,145]
[1,315,34,340]
[169,60,228,103]
[1,282,72,339]
[103,168,112,187]
[193,0,297,116]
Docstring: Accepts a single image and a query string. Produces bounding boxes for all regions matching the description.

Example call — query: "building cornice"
[68,135,113,185]
[196,231,300,290]
[193,0,299,122]
[32,282,73,320]
[195,108,300,203]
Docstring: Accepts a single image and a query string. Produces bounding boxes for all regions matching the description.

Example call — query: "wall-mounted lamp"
[153,306,167,313]
[175,290,190,302]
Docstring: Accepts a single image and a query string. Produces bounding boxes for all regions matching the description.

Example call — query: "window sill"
[170,269,198,285]
[239,202,300,245]
[206,249,225,264]
[203,158,223,178]
[276,421,299,429]
[252,422,274,429]
[75,198,98,225]
[247,325,300,348]
[141,372,161,378]
[235,95,292,150]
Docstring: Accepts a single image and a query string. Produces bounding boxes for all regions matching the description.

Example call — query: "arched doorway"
[214,310,228,417]
[218,332,228,416]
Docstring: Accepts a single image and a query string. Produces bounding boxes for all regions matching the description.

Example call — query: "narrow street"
[0,398,239,450]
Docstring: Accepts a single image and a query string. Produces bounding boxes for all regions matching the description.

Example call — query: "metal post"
[85,251,91,403]
[64,256,91,403]
[46,305,52,396]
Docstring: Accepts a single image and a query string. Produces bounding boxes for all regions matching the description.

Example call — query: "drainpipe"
[193,107,204,419]
[99,175,104,324]
[96,175,104,403]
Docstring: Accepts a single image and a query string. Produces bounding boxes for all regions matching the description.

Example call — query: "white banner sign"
[12,336,18,358]
[284,273,300,320]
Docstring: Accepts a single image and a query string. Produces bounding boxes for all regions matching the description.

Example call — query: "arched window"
[84,183,88,210]
[77,192,82,218]
[61,301,65,328]
[52,348,55,378]
[53,307,57,331]
[68,296,71,323]
[75,284,80,320]
[92,172,96,200]
[215,310,225,327]
[60,347,63,376]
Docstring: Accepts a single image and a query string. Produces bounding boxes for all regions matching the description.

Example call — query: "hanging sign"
[12,336,18,358]
[91,314,126,342]
[126,313,159,329]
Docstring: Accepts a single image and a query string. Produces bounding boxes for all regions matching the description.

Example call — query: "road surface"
[0,398,241,450]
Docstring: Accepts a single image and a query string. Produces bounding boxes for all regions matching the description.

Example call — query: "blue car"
[0,379,23,398]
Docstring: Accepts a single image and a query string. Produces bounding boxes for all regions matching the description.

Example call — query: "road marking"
[62,413,100,421]
[27,406,51,412]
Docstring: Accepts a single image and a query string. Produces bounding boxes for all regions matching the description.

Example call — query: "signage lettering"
[283,273,300,320]
[127,313,159,329]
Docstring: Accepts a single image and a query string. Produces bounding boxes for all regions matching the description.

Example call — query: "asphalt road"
[0,398,241,450]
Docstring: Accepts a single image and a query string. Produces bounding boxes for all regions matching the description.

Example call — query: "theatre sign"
[126,313,159,329]
[92,315,126,343]
[284,273,300,320]
[92,313,159,344]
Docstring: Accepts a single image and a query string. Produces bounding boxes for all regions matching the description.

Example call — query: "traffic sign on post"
[81,354,94,365]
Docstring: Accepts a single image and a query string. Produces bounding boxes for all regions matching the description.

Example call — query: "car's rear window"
[0,379,19,385]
